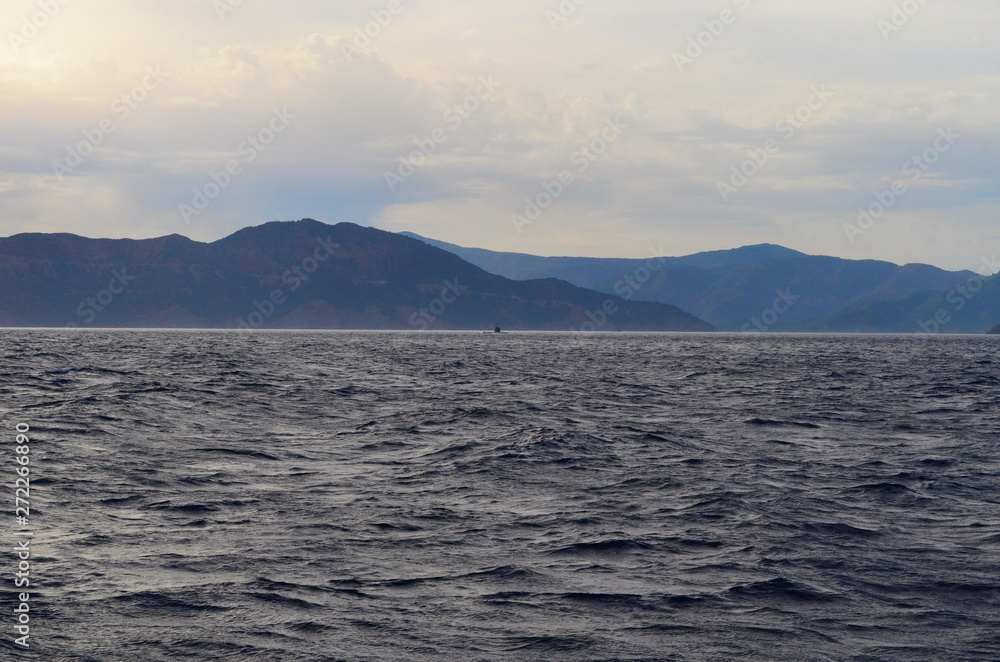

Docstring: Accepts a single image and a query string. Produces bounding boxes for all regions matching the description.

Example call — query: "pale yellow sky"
[1,0,997,270]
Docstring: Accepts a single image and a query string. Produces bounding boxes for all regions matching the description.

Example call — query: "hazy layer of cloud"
[0,0,996,270]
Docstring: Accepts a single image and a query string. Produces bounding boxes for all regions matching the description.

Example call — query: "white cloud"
[0,0,995,269]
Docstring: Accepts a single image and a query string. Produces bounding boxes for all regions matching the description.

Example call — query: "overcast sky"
[1,0,997,270]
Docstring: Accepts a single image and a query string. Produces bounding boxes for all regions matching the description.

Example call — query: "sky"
[1,0,997,271]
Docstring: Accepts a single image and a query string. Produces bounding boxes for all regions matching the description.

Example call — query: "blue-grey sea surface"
[1,330,998,661]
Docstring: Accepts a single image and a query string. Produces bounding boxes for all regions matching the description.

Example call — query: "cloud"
[0,0,995,269]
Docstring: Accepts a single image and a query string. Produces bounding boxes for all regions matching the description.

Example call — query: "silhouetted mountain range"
[0,220,713,331]
[401,232,1000,333]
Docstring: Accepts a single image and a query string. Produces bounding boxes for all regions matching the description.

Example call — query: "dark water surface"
[1,331,998,661]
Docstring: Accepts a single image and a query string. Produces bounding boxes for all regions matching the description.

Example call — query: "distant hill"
[0,220,714,331]
[399,232,805,282]
[401,232,995,333]
[805,277,1000,334]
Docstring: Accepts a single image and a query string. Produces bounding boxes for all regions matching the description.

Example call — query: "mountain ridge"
[0,220,714,332]
[399,232,996,333]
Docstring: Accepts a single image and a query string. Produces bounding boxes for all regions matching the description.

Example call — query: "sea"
[1,330,998,661]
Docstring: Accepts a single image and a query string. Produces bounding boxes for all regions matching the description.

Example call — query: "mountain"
[401,233,994,333]
[0,220,714,331]
[804,276,1000,334]
[399,232,804,283]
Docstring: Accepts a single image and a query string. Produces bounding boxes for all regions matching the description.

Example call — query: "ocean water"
[1,330,999,661]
